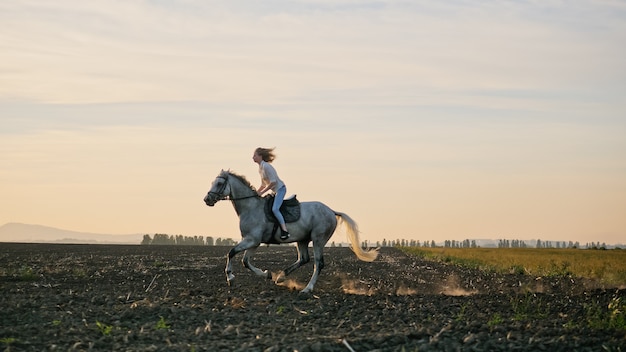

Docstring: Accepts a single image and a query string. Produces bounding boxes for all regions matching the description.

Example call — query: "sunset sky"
[1,1,625,245]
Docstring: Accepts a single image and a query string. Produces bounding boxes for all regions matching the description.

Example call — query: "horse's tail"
[334,211,379,262]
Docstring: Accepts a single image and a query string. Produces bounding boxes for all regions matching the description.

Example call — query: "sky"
[1,0,625,245]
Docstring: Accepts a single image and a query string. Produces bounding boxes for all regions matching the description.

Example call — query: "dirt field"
[1,243,624,351]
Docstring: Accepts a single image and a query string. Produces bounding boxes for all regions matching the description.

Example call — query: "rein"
[228,194,259,201]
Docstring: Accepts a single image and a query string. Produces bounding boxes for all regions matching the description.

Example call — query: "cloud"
[1,0,624,106]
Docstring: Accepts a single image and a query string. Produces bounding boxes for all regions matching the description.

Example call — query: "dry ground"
[1,243,624,351]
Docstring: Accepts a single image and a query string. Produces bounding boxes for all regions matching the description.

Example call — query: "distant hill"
[0,223,143,244]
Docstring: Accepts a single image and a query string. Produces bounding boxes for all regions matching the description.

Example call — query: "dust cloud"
[440,274,477,296]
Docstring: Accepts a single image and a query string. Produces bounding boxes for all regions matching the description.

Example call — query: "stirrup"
[280,230,290,240]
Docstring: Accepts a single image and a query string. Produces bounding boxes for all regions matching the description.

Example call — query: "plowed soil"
[1,243,624,351]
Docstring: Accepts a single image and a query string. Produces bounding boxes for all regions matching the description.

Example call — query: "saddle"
[264,194,301,223]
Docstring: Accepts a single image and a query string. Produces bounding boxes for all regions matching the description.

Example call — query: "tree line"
[357,239,477,248]
[359,239,603,249]
[140,234,236,246]
[140,234,611,250]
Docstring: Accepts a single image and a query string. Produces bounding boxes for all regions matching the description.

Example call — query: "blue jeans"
[272,185,287,226]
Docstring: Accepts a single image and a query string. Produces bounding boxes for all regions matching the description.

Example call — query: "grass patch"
[511,292,548,321]
[72,268,88,278]
[0,337,17,345]
[153,261,167,268]
[584,295,626,331]
[11,266,38,282]
[455,302,469,322]
[95,321,113,336]
[401,247,626,286]
[487,313,503,327]
[156,316,170,330]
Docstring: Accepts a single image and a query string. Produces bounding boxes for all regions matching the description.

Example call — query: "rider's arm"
[257,181,276,196]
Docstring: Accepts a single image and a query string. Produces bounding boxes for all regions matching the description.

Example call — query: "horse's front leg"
[242,246,271,279]
[225,237,260,285]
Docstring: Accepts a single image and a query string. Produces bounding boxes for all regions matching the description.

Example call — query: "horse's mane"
[224,170,257,192]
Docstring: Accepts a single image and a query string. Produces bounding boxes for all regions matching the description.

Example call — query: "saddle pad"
[264,195,301,223]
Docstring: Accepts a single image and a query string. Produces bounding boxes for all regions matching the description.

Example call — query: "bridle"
[207,173,258,202]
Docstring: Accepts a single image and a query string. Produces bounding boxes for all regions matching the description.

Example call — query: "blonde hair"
[255,147,276,162]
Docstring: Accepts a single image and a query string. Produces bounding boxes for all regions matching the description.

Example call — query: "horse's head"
[204,170,231,206]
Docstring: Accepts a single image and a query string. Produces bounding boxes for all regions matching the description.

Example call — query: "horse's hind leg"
[283,241,310,276]
[301,242,325,294]
[275,241,310,283]
[242,247,271,279]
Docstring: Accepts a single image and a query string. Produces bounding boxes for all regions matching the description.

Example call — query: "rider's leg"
[272,186,289,238]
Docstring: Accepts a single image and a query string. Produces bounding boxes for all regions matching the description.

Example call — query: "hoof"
[273,272,286,284]
[297,290,313,300]
[226,272,235,285]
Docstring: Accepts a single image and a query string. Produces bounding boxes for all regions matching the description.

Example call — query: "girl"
[253,147,289,240]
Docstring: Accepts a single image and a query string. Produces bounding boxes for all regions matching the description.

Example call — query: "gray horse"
[204,170,379,293]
